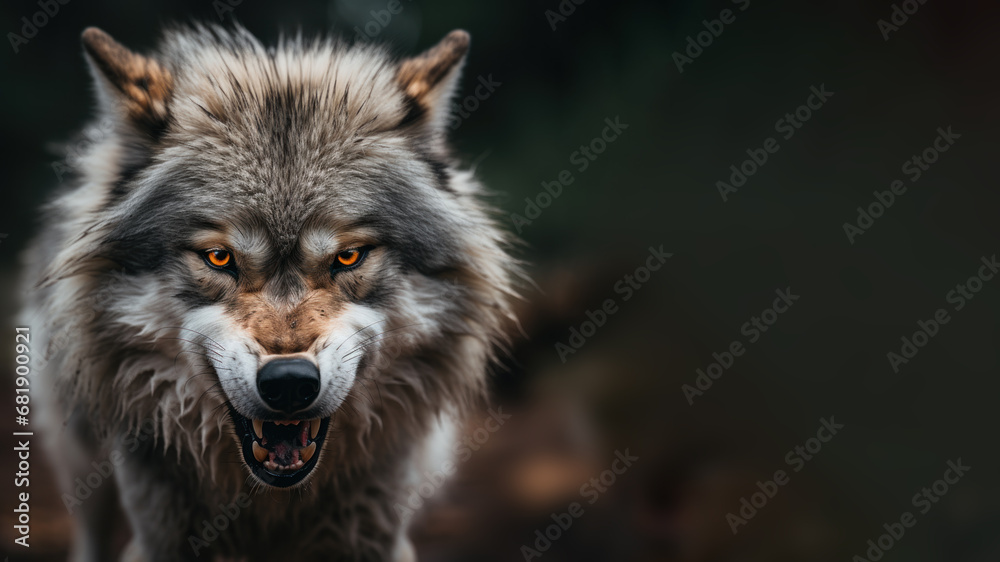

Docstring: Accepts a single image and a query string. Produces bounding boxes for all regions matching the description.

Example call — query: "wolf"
[19,24,517,562]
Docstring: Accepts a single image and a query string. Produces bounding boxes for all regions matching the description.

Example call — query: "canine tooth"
[310,418,320,439]
[300,442,317,463]
[252,441,268,462]
[253,419,263,438]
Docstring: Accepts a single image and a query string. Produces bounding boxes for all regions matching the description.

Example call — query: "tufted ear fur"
[396,30,469,131]
[81,27,173,135]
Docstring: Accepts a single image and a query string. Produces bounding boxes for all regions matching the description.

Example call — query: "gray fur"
[20,24,517,562]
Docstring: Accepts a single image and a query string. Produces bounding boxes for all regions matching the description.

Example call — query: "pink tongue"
[273,442,292,463]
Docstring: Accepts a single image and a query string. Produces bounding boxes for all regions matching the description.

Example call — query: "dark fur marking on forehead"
[100,186,218,274]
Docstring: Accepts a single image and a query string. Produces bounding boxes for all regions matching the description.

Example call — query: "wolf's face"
[63,26,512,488]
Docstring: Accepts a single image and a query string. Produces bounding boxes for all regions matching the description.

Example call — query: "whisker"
[164,338,225,359]
[173,349,226,367]
[335,319,389,351]
[340,322,424,357]
[341,329,416,363]
[151,326,226,351]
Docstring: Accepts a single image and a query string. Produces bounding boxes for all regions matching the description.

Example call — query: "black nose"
[256,359,320,414]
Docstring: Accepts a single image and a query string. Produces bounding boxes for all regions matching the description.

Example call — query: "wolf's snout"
[257,358,320,414]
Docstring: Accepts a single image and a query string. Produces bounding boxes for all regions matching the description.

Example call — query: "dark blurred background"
[2,0,1000,560]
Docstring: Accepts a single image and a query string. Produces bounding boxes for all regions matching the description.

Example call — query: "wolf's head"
[48,25,515,488]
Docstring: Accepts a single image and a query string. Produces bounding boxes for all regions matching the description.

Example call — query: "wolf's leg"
[114,443,202,562]
[388,416,458,562]
[68,481,119,562]
[55,411,120,562]
[392,536,417,562]
[118,538,148,562]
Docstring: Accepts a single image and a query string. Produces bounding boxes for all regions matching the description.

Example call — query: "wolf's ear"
[81,27,173,133]
[396,30,469,129]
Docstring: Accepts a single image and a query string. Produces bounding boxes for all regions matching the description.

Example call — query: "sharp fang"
[310,418,320,439]
[300,442,317,463]
[252,419,263,438]
[252,441,268,462]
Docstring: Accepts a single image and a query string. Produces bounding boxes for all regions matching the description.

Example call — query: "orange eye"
[336,250,360,267]
[206,250,231,268]
[330,246,372,275]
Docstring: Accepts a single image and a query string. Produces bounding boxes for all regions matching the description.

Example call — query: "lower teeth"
[263,459,305,471]
[300,441,317,463]
[252,441,268,462]
[250,423,319,471]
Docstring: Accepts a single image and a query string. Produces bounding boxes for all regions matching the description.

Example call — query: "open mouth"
[227,407,331,487]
